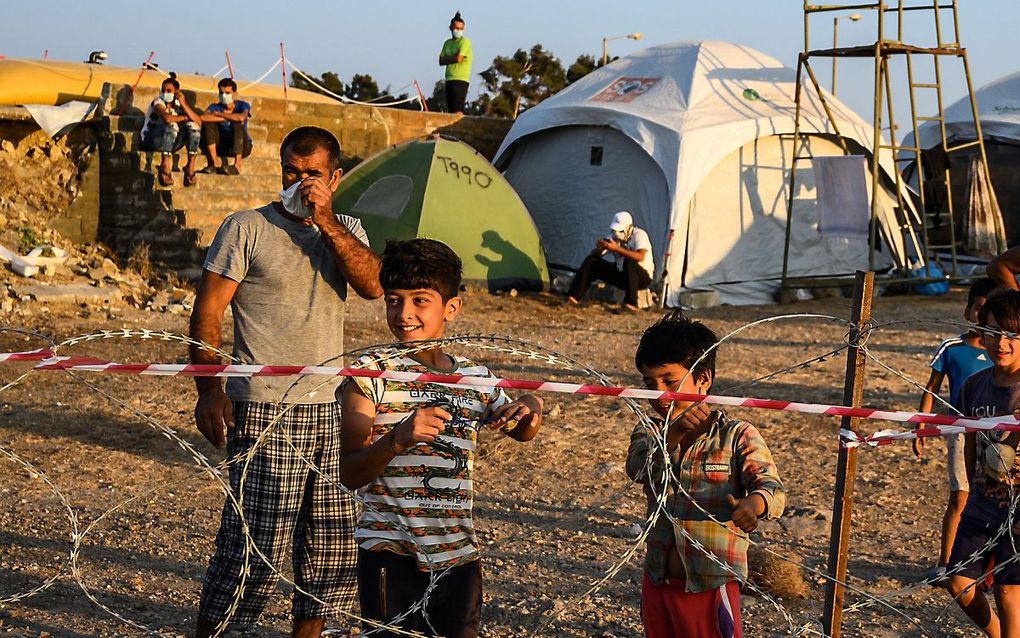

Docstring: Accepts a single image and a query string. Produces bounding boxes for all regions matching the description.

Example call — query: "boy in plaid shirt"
[626,311,785,638]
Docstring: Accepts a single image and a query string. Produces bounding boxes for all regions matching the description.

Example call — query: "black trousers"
[445,80,469,113]
[201,120,253,158]
[357,548,482,638]
[568,255,652,306]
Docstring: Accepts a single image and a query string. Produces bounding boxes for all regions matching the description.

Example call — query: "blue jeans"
[141,120,201,155]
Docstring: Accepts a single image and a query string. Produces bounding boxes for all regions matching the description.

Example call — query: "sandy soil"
[0,287,990,637]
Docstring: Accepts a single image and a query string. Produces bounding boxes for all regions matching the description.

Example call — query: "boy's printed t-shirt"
[625,412,785,592]
[346,349,510,571]
[957,368,1020,526]
[930,335,991,406]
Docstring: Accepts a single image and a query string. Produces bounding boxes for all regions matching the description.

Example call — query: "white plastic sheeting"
[495,40,913,306]
[904,69,1020,150]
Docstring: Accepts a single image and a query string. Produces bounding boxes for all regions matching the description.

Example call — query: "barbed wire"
[1,311,1017,637]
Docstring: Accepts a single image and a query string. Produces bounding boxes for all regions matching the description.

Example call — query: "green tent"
[333,137,549,291]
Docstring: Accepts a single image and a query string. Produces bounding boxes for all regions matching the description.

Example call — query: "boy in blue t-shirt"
[915,277,997,582]
[200,77,253,175]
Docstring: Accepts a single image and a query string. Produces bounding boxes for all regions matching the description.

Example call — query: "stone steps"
[97,81,504,274]
[103,151,282,175]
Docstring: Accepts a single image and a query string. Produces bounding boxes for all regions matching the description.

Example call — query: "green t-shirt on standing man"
[441,36,472,82]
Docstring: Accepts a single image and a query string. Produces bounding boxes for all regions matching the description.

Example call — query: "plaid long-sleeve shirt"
[626,411,785,592]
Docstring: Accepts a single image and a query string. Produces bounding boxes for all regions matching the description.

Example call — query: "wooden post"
[821,270,874,637]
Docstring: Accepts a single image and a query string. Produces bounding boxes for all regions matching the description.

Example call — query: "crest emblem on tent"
[589,77,660,103]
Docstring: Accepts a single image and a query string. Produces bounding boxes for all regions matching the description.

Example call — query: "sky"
[2,1,1017,136]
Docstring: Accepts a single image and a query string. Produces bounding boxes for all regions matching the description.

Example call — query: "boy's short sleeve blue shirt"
[930,336,992,406]
[206,100,252,139]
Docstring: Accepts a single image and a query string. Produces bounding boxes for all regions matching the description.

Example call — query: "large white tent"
[494,40,918,305]
[903,70,1020,247]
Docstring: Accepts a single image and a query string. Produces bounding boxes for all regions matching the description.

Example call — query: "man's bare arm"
[189,271,239,447]
[319,219,383,299]
[987,247,1020,291]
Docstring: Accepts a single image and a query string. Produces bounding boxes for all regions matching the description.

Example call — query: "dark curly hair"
[380,239,462,301]
[634,309,718,383]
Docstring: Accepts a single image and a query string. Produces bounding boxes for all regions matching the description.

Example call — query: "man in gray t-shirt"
[189,126,382,638]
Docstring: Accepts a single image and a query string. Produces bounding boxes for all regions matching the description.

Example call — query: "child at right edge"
[945,290,1020,637]
[626,311,785,638]
[913,277,996,583]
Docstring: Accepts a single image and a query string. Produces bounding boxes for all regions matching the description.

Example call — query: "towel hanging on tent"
[813,155,870,240]
[963,155,1007,260]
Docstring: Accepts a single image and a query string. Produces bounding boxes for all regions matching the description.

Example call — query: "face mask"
[278,181,313,219]
[219,92,233,106]
[161,91,175,103]
[451,29,464,38]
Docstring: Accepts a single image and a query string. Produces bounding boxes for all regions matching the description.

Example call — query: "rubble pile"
[0,131,194,317]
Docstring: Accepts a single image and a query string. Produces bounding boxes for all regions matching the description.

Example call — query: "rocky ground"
[0,130,196,320]
[0,283,994,637]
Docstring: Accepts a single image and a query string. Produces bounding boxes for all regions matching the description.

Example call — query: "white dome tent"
[903,69,1020,247]
[494,40,919,306]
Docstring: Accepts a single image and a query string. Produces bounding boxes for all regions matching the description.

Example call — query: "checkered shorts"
[198,401,358,626]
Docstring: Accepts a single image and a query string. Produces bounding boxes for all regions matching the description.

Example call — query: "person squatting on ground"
[438,11,472,114]
[339,238,544,638]
[568,211,655,312]
[188,126,383,638]
[914,277,997,584]
[139,72,203,188]
[200,77,253,176]
[946,290,1020,638]
[626,311,786,638]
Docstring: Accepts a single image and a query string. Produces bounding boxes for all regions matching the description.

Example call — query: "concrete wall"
[94,83,512,274]
[0,86,512,275]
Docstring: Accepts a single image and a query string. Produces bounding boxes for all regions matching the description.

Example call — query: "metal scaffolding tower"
[782,0,991,294]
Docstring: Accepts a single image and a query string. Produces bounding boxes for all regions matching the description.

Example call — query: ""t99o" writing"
[436,155,493,189]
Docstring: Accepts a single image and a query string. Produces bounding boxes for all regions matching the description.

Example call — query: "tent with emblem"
[333,137,549,292]
[494,40,921,305]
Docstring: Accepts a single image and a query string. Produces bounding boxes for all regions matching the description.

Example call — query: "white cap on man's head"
[609,211,633,232]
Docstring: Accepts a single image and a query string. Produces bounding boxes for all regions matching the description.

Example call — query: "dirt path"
[0,289,988,637]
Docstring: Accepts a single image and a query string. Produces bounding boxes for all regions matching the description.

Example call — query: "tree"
[291,71,418,108]
[291,70,344,98]
[567,54,598,85]
[475,44,567,119]
[346,74,380,102]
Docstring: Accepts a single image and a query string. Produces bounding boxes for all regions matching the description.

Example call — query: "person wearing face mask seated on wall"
[189,126,382,638]
[438,10,472,114]
[567,211,656,312]
[138,71,204,187]
[199,77,253,175]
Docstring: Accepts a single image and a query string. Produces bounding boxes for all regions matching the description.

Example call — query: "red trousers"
[641,572,742,638]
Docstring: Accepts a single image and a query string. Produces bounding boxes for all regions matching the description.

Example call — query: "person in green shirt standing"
[439,11,472,114]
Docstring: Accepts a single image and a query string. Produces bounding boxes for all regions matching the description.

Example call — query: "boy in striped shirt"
[339,238,543,637]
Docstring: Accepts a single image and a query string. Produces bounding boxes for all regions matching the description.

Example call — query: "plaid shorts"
[198,401,358,626]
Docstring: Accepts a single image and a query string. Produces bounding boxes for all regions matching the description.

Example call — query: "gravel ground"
[0,287,990,637]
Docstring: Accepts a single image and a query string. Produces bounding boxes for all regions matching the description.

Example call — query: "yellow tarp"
[0,58,334,106]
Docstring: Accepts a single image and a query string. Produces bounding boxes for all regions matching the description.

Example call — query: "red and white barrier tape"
[1,351,1017,443]
[0,348,54,362]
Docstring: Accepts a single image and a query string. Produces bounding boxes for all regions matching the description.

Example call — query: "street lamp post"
[832,14,862,95]
[601,32,643,67]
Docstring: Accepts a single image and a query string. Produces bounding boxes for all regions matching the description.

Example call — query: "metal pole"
[280,42,288,102]
[602,38,609,67]
[821,270,874,638]
[225,50,234,79]
[832,17,839,95]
